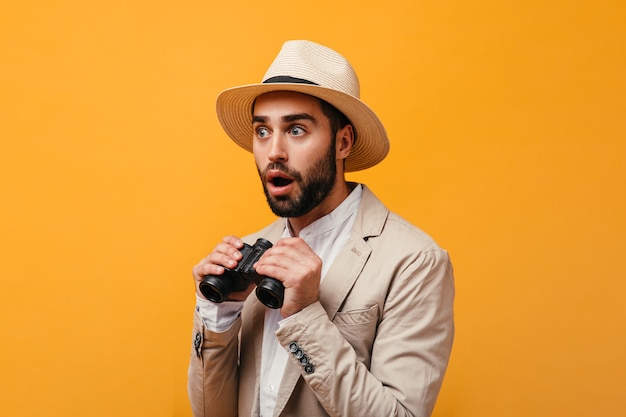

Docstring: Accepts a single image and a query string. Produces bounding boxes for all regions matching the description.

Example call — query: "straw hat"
[215,40,389,172]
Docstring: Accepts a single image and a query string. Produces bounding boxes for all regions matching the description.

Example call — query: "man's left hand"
[253,237,322,317]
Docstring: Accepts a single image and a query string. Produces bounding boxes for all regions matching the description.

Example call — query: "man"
[189,40,454,417]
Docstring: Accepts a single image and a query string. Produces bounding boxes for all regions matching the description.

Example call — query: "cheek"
[252,138,277,166]
[296,141,330,162]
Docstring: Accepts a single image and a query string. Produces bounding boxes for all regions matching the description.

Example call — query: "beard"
[258,142,337,218]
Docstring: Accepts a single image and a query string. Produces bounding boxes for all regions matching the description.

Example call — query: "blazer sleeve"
[275,249,455,417]
[188,307,241,417]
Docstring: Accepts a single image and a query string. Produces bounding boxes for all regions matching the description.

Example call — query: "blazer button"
[298,355,309,365]
[294,349,305,359]
[304,364,315,374]
[288,342,299,353]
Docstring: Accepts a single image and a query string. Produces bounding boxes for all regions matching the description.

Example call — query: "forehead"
[252,91,322,115]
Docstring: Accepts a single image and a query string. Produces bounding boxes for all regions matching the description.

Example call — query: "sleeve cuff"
[196,295,244,333]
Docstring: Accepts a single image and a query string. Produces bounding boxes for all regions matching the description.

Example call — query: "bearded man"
[188,40,455,417]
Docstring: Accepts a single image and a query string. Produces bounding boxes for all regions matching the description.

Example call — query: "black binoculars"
[199,238,284,309]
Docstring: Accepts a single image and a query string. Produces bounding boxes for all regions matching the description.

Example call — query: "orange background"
[1,1,625,416]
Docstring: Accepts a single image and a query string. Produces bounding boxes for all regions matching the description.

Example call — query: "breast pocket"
[333,304,379,368]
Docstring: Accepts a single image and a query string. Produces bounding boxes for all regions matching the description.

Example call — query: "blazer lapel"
[319,234,371,320]
[319,185,385,321]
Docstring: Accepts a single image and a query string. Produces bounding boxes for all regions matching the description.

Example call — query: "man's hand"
[192,235,255,301]
[253,237,322,317]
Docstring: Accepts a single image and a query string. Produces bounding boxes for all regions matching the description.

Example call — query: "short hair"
[319,98,356,144]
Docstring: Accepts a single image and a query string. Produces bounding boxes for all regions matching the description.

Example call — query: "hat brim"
[216,83,389,172]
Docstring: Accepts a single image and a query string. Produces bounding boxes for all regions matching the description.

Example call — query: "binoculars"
[199,238,284,309]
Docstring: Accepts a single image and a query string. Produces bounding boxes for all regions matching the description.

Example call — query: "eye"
[256,127,270,138]
[289,126,305,136]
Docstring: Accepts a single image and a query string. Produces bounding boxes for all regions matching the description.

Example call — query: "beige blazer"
[188,185,455,417]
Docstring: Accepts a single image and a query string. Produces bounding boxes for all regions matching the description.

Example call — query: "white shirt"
[196,184,362,417]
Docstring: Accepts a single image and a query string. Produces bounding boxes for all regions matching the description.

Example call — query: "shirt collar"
[284,184,363,239]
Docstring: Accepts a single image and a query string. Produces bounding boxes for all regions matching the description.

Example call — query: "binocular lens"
[256,278,284,309]
[199,277,231,304]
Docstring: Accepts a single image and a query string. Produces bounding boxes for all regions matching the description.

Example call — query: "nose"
[267,134,288,163]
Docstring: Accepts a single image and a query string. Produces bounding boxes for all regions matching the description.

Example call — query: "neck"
[287,180,353,236]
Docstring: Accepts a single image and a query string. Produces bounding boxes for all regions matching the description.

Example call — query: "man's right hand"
[192,235,255,301]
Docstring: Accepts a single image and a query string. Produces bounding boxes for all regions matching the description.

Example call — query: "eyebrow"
[252,113,318,125]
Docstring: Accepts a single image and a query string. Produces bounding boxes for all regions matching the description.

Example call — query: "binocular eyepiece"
[199,238,284,309]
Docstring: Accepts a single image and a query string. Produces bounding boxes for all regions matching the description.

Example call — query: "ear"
[335,124,354,160]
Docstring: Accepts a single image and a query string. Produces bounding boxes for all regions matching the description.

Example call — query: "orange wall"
[1,1,625,416]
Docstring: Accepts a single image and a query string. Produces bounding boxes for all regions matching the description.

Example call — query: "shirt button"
[269,384,275,392]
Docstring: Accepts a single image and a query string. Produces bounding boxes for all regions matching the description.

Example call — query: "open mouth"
[266,170,296,195]
[267,171,294,187]
[270,176,293,187]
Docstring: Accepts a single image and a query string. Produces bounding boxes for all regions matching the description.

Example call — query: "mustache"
[260,162,303,182]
